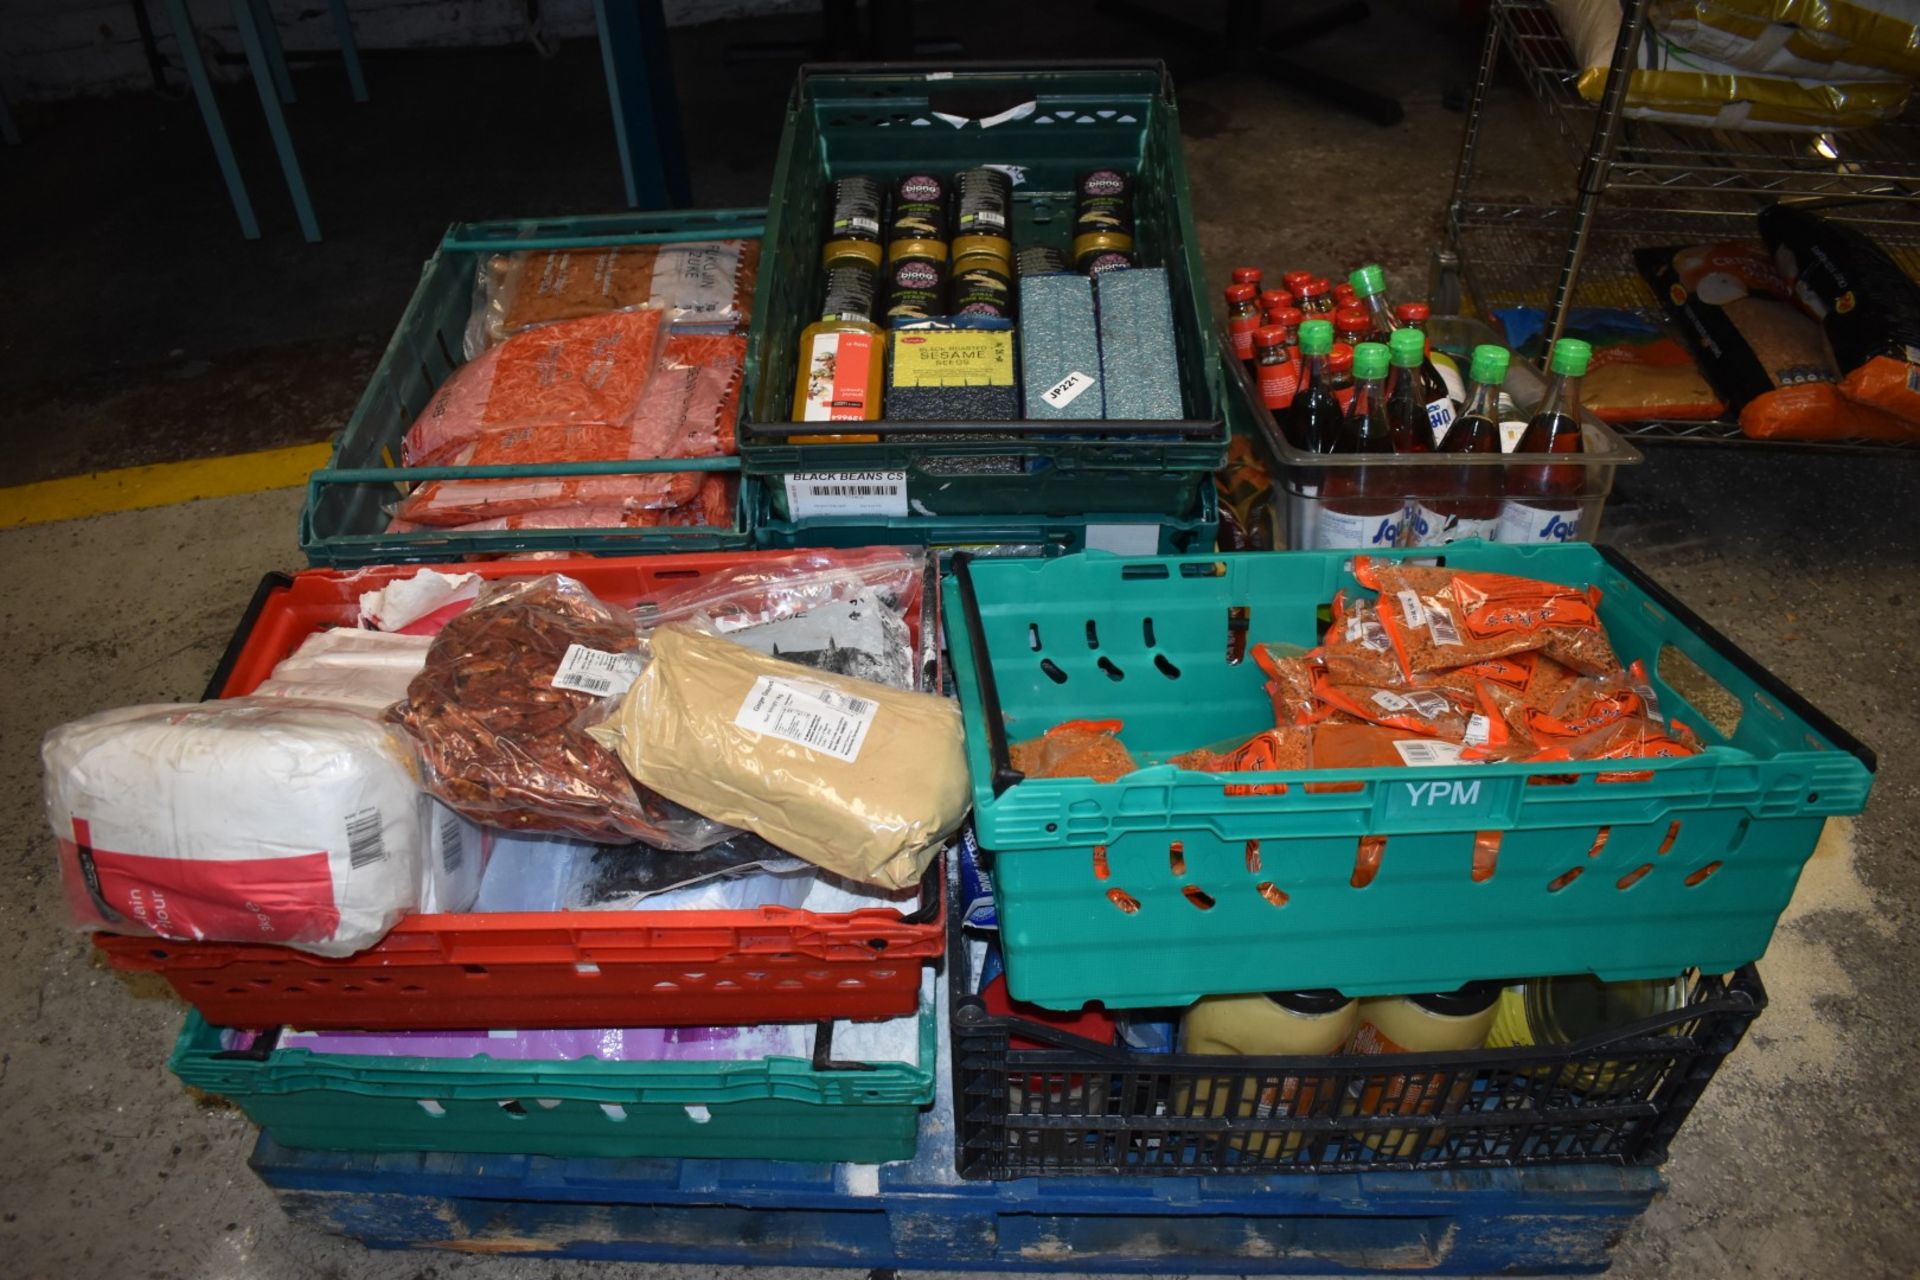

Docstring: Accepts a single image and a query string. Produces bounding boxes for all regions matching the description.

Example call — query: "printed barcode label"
[784,471,909,519]
[1345,614,1365,642]
[1463,713,1492,747]
[345,807,386,870]
[1371,690,1411,712]
[1632,682,1662,721]
[1041,370,1096,410]
[1428,603,1463,647]
[1393,739,1467,767]
[1498,419,1529,453]
[1404,691,1451,719]
[1397,589,1427,629]
[733,675,878,763]
[438,810,465,875]
[551,644,644,698]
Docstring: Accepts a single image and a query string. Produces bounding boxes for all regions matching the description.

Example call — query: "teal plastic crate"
[301,209,766,568]
[750,476,1219,553]
[943,545,1874,1009]
[739,62,1227,520]
[170,991,936,1163]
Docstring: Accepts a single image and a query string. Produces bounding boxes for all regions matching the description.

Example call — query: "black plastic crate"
[948,924,1765,1180]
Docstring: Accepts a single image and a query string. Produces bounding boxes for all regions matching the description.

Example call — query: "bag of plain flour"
[589,623,969,890]
[43,699,431,956]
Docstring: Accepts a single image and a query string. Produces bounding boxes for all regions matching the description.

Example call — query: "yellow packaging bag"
[589,624,970,890]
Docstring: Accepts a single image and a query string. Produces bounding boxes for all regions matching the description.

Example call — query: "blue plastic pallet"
[251,1111,1660,1274]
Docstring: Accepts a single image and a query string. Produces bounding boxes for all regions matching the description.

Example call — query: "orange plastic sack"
[1354,560,1618,677]
[1737,379,1919,442]
[1010,719,1138,783]
[470,240,761,352]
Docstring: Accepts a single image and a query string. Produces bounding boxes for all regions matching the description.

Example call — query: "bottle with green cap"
[1317,341,1404,548]
[1286,318,1343,456]
[1500,338,1592,543]
[1409,343,1509,546]
[1385,329,1436,455]
[1347,263,1399,344]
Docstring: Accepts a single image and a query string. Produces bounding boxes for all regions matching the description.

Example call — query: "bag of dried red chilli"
[1353,558,1619,678]
[1315,592,1404,688]
[1520,714,1703,782]
[388,573,733,847]
[1309,721,1470,770]
[1009,719,1138,783]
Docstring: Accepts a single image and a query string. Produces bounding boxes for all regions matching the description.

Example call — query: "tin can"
[888,237,948,264]
[948,262,1014,321]
[1073,231,1136,272]
[1074,168,1135,238]
[883,248,948,325]
[1085,252,1137,275]
[821,237,883,271]
[888,172,949,243]
[826,175,883,243]
[1015,244,1071,277]
[954,167,1012,236]
[820,262,879,323]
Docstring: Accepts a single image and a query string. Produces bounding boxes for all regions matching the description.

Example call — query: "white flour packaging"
[590,624,969,890]
[43,699,429,955]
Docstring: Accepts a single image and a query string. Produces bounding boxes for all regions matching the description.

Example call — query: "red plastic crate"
[92,552,944,1029]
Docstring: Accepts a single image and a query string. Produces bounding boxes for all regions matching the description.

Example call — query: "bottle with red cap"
[1225,283,1262,365]
[1333,281,1359,309]
[1282,270,1313,298]
[1333,306,1372,351]
[1258,288,1293,318]
[1408,344,1509,545]
[1500,338,1591,544]
[1232,266,1264,291]
[1253,324,1300,414]
[1328,344,1356,412]
[1317,341,1404,549]
[1298,277,1335,316]
[1389,301,1462,440]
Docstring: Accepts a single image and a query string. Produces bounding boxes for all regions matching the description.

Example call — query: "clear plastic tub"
[1225,316,1643,552]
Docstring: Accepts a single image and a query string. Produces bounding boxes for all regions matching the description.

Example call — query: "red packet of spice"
[1317,592,1405,687]
[1312,673,1472,740]
[1170,727,1309,795]
[1009,719,1138,783]
[1253,644,1330,726]
[1527,662,1650,741]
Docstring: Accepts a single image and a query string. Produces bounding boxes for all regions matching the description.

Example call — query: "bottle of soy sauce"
[1317,342,1404,549]
[1288,319,1343,455]
[1500,338,1591,544]
[1408,344,1509,545]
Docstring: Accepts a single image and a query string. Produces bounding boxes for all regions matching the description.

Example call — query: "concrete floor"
[3,1,1917,1276]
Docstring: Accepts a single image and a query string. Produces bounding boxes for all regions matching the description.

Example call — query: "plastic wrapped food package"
[390,574,730,847]
[43,700,430,956]
[405,308,669,467]
[1009,720,1138,782]
[464,240,761,357]
[589,623,969,890]
[1553,0,1911,130]
[394,330,745,529]
[1637,240,1917,440]
[1761,204,1920,430]
[1353,559,1619,677]
[249,629,434,712]
[643,547,925,635]
[1494,306,1726,423]
[1649,0,1920,80]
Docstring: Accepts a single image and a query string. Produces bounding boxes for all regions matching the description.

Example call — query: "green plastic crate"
[170,994,936,1162]
[750,476,1219,553]
[739,62,1227,520]
[301,208,767,568]
[944,545,1874,1009]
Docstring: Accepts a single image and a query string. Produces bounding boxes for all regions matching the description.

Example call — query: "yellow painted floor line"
[0,441,333,531]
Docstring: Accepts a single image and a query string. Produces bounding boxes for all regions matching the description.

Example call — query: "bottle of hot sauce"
[1225,283,1262,366]
[1253,324,1300,416]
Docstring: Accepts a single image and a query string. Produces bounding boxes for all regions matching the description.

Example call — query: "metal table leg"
[594,0,691,209]
[246,0,297,104]
[327,0,369,103]
[164,0,261,239]
[233,0,321,241]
